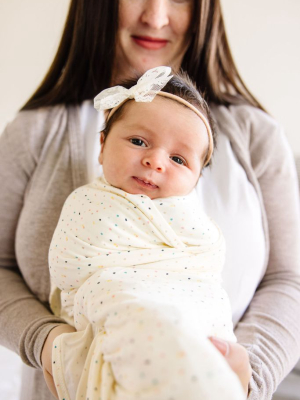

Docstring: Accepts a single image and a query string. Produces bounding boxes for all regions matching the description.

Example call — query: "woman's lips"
[132,36,168,50]
[132,177,159,190]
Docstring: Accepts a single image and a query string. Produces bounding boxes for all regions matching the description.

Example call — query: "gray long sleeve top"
[0,103,300,400]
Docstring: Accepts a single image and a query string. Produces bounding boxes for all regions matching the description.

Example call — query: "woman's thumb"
[209,336,230,357]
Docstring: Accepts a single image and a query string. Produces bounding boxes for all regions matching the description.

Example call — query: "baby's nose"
[142,152,166,172]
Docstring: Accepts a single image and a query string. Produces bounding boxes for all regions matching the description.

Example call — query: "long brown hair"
[22,0,263,110]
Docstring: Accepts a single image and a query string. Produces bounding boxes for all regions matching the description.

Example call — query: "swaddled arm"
[49,179,175,320]
[49,185,108,320]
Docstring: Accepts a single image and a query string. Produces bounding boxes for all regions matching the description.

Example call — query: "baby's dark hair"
[102,71,216,167]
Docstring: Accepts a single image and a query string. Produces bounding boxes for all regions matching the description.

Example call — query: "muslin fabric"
[49,177,244,400]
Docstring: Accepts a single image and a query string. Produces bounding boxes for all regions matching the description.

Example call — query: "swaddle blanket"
[49,177,245,400]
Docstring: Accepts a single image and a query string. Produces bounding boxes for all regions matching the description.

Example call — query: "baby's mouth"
[132,177,159,189]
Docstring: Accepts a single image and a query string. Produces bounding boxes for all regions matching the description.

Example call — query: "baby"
[49,67,245,400]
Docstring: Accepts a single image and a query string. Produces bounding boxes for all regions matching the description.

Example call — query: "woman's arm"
[0,112,67,369]
[232,107,300,399]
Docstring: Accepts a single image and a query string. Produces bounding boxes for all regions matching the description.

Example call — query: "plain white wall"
[221,0,300,156]
[0,0,70,131]
[0,1,300,399]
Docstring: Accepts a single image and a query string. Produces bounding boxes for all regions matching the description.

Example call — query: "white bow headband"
[94,66,213,166]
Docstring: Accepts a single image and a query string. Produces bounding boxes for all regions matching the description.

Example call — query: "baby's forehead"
[119,102,207,154]
[118,96,205,127]
[108,95,207,144]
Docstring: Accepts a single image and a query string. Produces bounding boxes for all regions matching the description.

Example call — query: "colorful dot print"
[49,177,243,400]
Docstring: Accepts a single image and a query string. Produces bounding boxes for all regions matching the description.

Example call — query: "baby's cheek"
[166,176,193,197]
[102,165,119,188]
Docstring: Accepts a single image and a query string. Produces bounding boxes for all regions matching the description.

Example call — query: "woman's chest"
[196,133,266,325]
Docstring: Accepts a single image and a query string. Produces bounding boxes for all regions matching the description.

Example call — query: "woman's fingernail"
[209,337,229,357]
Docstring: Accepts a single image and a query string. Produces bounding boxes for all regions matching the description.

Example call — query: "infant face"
[99,96,209,199]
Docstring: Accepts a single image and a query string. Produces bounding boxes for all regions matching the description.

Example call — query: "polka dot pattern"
[49,177,243,400]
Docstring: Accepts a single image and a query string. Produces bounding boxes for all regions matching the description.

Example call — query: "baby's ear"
[99,132,105,164]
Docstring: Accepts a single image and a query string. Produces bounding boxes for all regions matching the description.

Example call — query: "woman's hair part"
[22,0,264,111]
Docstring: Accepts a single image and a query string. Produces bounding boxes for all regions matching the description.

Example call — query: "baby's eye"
[170,156,186,165]
[130,138,146,147]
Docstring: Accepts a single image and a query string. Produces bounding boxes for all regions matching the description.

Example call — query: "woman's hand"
[41,324,76,399]
[209,337,252,397]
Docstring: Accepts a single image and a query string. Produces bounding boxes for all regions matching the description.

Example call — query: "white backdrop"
[0,1,300,399]
[221,0,300,156]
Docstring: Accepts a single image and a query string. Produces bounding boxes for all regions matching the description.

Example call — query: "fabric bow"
[94,66,173,112]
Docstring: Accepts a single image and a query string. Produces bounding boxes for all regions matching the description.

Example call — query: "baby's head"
[94,67,216,199]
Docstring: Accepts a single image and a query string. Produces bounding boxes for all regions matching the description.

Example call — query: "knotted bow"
[94,66,173,112]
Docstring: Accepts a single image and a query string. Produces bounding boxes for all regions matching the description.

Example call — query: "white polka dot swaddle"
[49,176,245,400]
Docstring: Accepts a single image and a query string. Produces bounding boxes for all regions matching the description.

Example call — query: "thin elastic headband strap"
[106,92,214,167]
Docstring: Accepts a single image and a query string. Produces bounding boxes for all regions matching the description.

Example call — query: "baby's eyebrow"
[178,141,208,161]
[125,122,154,134]
[177,141,197,154]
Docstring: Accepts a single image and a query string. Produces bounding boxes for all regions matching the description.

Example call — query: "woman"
[0,1,299,399]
